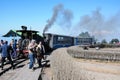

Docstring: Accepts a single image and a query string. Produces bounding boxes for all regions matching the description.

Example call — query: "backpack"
[36,47,44,59]
[36,47,41,56]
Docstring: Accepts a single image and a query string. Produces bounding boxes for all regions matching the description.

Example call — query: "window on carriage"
[58,36,64,41]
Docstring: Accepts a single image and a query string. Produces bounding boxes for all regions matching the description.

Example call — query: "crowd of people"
[0,39,45,71]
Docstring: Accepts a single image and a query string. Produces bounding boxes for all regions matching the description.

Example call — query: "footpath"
[0,59,42,80]
[9,61,42,80]
[0,58,26,76]
[0,51,52,80]
[0,55,51,80]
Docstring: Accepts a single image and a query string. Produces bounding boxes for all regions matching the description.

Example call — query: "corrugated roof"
[2,30,21,37]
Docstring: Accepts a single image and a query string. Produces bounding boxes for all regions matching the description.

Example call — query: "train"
[43,33,74,50]
[43,33,95,50]
[15,26,95,57]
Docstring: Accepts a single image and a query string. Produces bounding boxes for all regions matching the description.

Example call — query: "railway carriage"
[44,33,74,49]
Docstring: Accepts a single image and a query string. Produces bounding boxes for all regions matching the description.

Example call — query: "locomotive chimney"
[21,26,27,30]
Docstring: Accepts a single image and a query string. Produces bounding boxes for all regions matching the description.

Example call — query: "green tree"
[110,38,119,44]
[101,39,107,44]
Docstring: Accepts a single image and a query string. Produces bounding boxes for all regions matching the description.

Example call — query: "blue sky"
[0,0,120,42]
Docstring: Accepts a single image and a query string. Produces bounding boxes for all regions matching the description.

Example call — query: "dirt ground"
[43,47,120,80]
[69,46,120,80]
[74,57,120,80]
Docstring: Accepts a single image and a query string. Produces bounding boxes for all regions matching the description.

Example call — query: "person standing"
[28,40,37,70]
[17,39,23,58]
[12,39,17,59]
[36,41,45,67]
[0,40,4,46]
[0,41,15,70]
[0,40,4,62]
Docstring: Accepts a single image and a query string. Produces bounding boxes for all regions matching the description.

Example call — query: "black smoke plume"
[43,4,73,34]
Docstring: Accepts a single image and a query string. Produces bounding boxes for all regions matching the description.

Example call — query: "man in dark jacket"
[0,41,15,70]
